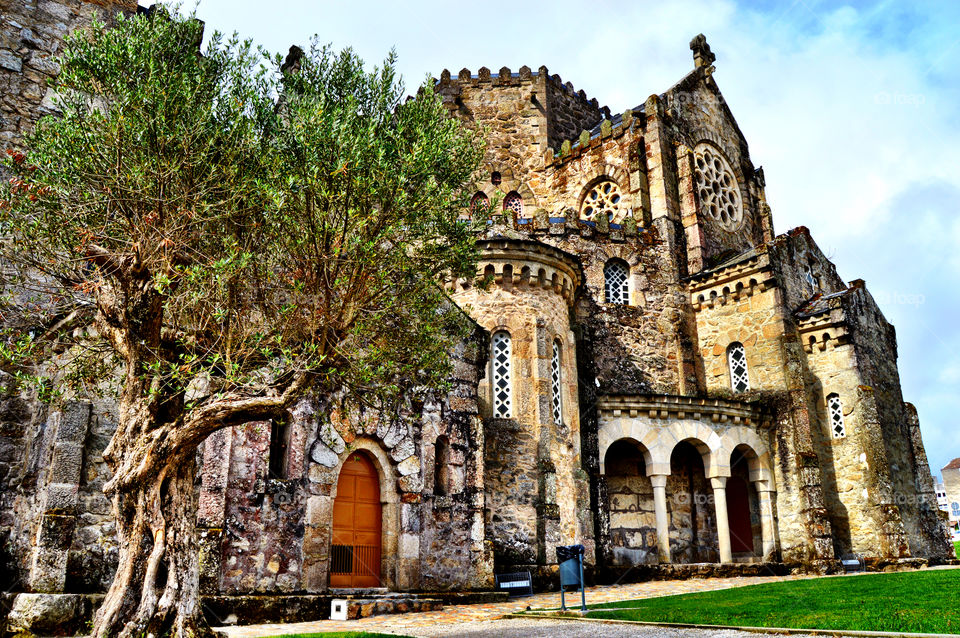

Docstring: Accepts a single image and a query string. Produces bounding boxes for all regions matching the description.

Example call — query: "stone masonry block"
[48,442,83,484]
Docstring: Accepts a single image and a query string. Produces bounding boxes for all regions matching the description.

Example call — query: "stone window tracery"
[492,331,512,418]
[604,259,629,305]
[503,191,523,216]
[693,143,743,232]
[580,179,625,223]
[728,342,749,393]
[551,340,563,425]
[828,393,846,438]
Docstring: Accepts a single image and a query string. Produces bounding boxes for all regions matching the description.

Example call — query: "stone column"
[28,402,91,593]
[197,427,233,594]
[649,474,671,564]
[710,477,733,564]
[755,481,778,562]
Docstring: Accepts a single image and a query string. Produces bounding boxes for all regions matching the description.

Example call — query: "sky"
[154,0,960,480]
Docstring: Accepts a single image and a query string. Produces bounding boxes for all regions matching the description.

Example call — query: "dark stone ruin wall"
[418,327,492,591]
[3,394,120,596]
[840,285,950,559]
[0,382,39,593]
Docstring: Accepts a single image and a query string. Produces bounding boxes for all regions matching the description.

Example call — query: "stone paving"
[219,572,817,637]
[413,618,823,638]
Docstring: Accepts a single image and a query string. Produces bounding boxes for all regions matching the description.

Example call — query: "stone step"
[330,594,444,620]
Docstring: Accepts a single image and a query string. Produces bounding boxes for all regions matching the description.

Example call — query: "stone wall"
[0,0,135,157]
[542,72,605,150]
[839,284,949,558]
[0,380,38,592]
[603,440,657,566]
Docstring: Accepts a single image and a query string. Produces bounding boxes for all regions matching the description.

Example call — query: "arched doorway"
[603,439,657,566]
[331,452,382,587]
[668,440,719,563]
[728,446,762,557]
[727,475,754,553]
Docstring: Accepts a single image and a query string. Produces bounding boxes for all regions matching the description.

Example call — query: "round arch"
[328,438,401,590]
[718,426,774,485]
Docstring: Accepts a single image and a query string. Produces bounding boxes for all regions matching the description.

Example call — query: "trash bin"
[556,544,586,612]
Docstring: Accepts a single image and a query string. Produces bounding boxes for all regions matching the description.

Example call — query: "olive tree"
[0,7,482,637]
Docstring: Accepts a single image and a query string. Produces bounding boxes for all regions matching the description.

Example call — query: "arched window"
[728,342,749,392]
[470,192,489,215]
[604,259,629,305]
[491,171,502,186]
[434,435,450,495]
[827,393,845,438]
[491,331,512,418]
[551,340,563,425]
[503,191,522,216]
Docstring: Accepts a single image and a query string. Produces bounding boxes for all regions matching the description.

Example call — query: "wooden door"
[727,476,754,553]
[330,453,382,587]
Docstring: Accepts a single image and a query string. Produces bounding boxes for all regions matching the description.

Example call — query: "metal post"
[578,554,586,612]
[560,578,567,611]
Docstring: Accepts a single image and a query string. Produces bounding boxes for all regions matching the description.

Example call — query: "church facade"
[0,1,951,623]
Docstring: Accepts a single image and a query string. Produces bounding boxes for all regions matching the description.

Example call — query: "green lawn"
[953,540,960,559]
[582,569,960,634]
[276,633,413,638]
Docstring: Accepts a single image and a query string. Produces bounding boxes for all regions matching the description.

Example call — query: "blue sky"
[159,0,960,479]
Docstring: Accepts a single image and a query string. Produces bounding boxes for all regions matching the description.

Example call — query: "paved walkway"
[414,618,823,638]
[220,572,816,637]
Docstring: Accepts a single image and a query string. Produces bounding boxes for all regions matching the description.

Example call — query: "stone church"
[0,0,951,629]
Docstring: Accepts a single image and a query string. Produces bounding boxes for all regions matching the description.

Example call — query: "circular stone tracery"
[693,143,743,232]
[580,180,625,223]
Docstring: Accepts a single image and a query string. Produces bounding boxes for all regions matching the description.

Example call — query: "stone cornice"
[597,394,773,428]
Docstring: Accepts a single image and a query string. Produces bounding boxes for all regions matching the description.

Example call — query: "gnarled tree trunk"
[93,399,218,638]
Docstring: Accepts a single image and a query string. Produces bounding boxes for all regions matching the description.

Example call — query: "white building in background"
[939,460,960,540]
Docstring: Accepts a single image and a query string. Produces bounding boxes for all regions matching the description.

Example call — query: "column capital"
[710,476,728,490]
[648,473,670,489]
[753,479,777,494]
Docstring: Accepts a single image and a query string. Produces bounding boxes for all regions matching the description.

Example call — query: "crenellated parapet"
[689,247,776,311]
[447,238,582,306]
[436,65,611,116]
[796,288,858,352]
[545,106,646,169]
[435,65,611,151]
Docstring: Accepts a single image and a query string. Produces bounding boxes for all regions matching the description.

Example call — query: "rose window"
[693,143,743,231]
[580,180,625,223]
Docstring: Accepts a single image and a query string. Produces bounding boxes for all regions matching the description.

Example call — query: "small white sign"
[330,599,348,621]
